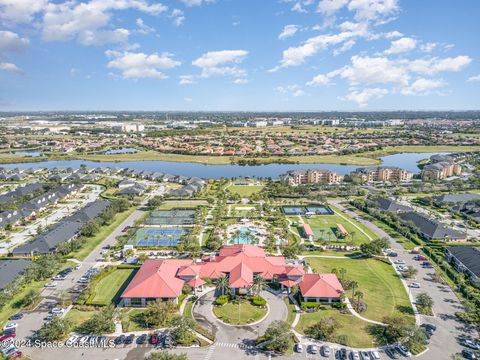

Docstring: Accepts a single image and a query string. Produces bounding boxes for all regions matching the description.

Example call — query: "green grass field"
[295,308,379,348]
[212,299,267,325]
[227,185,265,197]
[304,213,376,246]
[91,268,136,305]
[305,257,413,323]
[65,308,98,330]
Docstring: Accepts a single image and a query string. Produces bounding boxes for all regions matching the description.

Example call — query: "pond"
[0,152,449,179]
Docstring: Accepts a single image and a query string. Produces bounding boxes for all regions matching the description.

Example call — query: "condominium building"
[421,161,462,180]
[351,166,413,183]
[280,169,343,186]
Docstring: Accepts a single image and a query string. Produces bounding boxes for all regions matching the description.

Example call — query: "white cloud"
[384,30,402,39]
[106,50,181,80]
[78,28,130,45]
[344,87,388,106]
[317,0,349,15]
[385,37,417,55]
[42,0,167,44]
[192,50,248,80]
[348,0,399,23]
[233,78,248,84]
[0,0,47,24]
[307,73,332,86]
[401,78,446,95]
[279,24,300,40]
[407,56,472,75]
[136,18,155,34]
[178,0,215,7]
[179,74,195,85]
[276,84,305,97]
[291,2,307,13]
[0,30,29,53]
[0,61,21,73]
[420,42,437,53]
[467,74,480,82]
[170,9,185,26]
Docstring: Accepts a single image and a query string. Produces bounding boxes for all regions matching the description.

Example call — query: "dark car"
[462,350,478,360]
[385,347,399,359]
[163,333,173,348]
[114,335,125,345]
[340,348,348,360]
[8,313,24,321]
[150,333,159,345]
[136,334,147,345]
[125,334,135,344]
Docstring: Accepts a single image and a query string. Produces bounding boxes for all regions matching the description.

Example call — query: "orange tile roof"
[299,274,344,298]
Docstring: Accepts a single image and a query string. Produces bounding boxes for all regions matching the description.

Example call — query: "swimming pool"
[228,226,259,245]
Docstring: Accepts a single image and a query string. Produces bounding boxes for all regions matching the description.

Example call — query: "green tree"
[145,352,187,360]
[78,305,116,334]
[251,275,266,297]
[38,316,72,341]
[416,293,434,309]
[215,275,230,296]
[145,300,177,327]
[304,317,339,341]
[404,266,418,279]
[256,320,293,354]
[170,316,196,346]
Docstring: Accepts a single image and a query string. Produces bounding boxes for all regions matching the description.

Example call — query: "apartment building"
[351,166,413,183]
[422,161,462,180]
[280,169,343,186]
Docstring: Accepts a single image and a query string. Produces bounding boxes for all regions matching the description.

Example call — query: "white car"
[394,259,406,264]
[371,350,381,360]
[50,307,65,315]
[294,343,303,353]
[44,281,58,288]
[3,323,17,331]
[396,265,408,271]
[409,282,421,288]
[78,336,90,346]
[65,335,79,346]
[74,264,82,270]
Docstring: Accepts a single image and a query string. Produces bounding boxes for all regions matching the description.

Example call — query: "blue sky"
[0,0,479,111]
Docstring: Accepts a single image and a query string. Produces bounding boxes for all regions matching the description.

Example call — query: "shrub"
[300,302,322,311]
[251,296,267,306]
[215,295,230,306]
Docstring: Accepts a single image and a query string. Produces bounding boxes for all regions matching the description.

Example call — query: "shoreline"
[0,145,478,166]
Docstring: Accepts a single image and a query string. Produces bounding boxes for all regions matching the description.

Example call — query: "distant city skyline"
[0,0,479,111]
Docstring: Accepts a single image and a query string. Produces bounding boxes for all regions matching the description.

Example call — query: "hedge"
[215,295,230,306]
[251,296,267,306]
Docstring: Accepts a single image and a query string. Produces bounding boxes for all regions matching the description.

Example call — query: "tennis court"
[145,209,196,225]
[128,227,189,247]
[310,227,338,241]
[283,205,333,215]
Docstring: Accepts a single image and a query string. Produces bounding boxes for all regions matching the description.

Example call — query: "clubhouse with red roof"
[121,244,343,307]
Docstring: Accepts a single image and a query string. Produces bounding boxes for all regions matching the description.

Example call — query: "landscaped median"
[212,295,268,326]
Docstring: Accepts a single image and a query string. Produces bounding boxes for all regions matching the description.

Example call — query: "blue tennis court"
[283,205,333,216]
[129,227,189,247]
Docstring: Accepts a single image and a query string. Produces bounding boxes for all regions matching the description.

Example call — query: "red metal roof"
[303,223,314,236]
[299,274,344,298]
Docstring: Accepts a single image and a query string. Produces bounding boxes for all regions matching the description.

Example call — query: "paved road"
[330,200,476,360]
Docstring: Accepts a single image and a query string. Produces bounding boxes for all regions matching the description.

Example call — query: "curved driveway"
[193,290,288,345]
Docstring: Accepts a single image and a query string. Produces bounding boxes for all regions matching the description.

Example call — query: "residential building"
[351,166,413,183]
[280,169,343,186]
[398,211,466,241]
[0,259,32,291]
[121,244,343,306]
[445,246,480,281]
[370,197,412,212]
[421,155,462,180]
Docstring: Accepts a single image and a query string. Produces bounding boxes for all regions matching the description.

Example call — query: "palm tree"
[350,280,358,300]
[251,275,266,296]
[216,275,230,296]
[354,290,364,303]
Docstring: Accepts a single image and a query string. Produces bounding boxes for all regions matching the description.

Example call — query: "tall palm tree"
[251,275,266,297]
[216,275,230,296]
[350,281,358,300]
[354,290,364,303]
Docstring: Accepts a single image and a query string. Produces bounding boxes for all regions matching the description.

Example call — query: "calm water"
[0,152,448,179]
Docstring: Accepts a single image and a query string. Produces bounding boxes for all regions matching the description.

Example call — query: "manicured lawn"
[212,299,267,325]
[157,200,209,210]
[68,207,136,261]
[284,298,297,326]
[305,257,413,323]
[304,213,376,246]
[121,308,150,332]
[90,268,136,305]
[295,308,379,348]
[0,281,44,326]
[227,185,265,197]
[65,308,98,330]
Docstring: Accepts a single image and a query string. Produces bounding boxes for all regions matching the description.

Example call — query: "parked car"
[294,343,303,353]
[65,335,79,346]
[125,334,135,345]
[0,332,16,342]
[321,345,331,357]
[163,334,173,348]
[462,349,478,360]
[461,339,480,350]
[149,333,159,345]
[50,308,65,315]
[307,345,318,354]
[360,351,370,360]
[3,323,17,331]
[8,314,23,321]
[388,252,398,257]
[410,250,420,254]
[339,348,347,359]
[8,349,22,358]
[385,347,399,359]
[396,265,408,272]
[114,335,126,345]
[44,281,58,288]
[370,350,381,360]
[409,282,421,288]
[414,255,427,261]
[396,344,412,357]
[122,226,130,232]
[78,336,89,346]
[136,334,147,345]
[74,264,82,270]
[349,351,360,360]
[394,260,406,264]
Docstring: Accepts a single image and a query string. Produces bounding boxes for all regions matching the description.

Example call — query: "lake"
[0,152,447,179]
